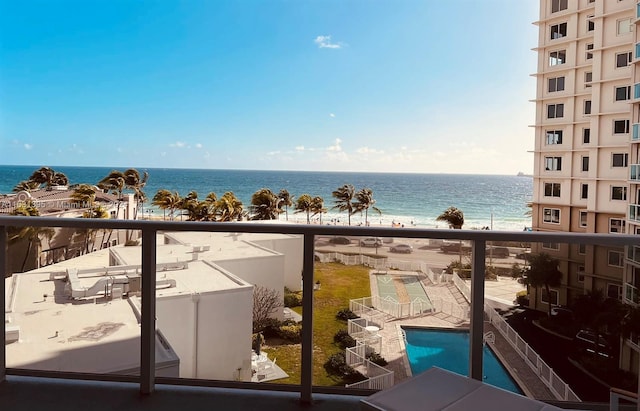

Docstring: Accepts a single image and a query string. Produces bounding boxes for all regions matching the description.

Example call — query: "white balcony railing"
[1,216,639,405]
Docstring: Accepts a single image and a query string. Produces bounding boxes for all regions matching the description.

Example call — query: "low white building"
[5,243,255,381]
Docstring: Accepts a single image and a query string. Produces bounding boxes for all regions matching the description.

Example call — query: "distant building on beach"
[532,0,639,374]
[0,186,137,273]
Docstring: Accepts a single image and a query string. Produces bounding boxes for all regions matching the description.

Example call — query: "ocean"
[0,165,532,231]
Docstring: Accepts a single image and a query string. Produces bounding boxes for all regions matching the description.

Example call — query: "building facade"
[533,0,640,373]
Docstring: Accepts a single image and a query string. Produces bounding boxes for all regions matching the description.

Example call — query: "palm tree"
[180,191,204,221]
[70,184,96,210]
[28,167,68,190]
[436,206,465,229]
[8,202,55,272]
[78,205,109,254]
[294,194,314,224]
[524,253,563,317]
[437,206,465,267]
[311,196,327,224]
[123,169,149,220]
[213,192,244,222]
[250,188,281,220]
[332,184,355,225]
[12,180,40,192]
[98,170,126,219]
[278,189,293,221]
[353,188,381,226]
[152,189,182,221]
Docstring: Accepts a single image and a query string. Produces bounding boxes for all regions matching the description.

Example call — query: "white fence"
[344,342,394,390]
[485,305,580,402]
[350,295,433,320]
[430,297,469,320]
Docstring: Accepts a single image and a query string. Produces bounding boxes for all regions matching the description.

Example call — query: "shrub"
[336,308,358,321]
[277,323,302,343]
[366,352,388,366]
[333,329,356,349]
[323,352,364,383]
[284,293,302,308]
[260,318,283,338]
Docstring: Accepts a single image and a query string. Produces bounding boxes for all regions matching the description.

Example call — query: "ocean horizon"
[0,165,533,231]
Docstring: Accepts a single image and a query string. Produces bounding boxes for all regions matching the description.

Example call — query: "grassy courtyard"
[262,262,371,386]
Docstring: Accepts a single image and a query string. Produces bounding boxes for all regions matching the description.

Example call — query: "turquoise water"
[404,327,523,395]
[0,165,532,230]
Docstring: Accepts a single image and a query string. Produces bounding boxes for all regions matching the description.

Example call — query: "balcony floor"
[0,376,363,411]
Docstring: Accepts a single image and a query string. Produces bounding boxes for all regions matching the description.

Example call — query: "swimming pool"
[403,327,523,395]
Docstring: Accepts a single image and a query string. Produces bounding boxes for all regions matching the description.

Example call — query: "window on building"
[579,211,588,227]
[549,50,566,66]
[617,18,633,35]
[611,186,627,200]
[586,43,593,60]
[609,250,624,267]
[547,104,564,118]
[583,128,590,143]
[545,156,562,171]
[578,243,586,254]
[610,218,626,233]
[617,52,633,68]
[587,15,594,32]
[581,183,588,199]
[607,284,622,300]
[546,130,563,144]
[548,76,565,92]
[543,208,561,224]
[541,288,559,305]
[614,120,630,134]
[582,156,589,172]
[551,0,568,13]
[578,266,585,283]
[551,23,567,39]
[584,100,591,115]
[542,242,560,250]
[585,72,592,87]
[612,153,629,167]
[616,86,632,101]
[544,182,561,197]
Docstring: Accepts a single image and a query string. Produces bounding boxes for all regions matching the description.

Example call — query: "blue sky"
[0,0,538,174]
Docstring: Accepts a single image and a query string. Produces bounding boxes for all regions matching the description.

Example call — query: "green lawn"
[262,262,371,386]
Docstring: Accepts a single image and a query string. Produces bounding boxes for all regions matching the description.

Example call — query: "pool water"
[403,327,523,395]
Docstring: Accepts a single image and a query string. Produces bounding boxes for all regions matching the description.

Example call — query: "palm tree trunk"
[21,237,34,272]
[545,284,552,317]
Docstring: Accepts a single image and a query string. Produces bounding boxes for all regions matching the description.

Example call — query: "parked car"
[390,243,413,253]
[440,242,471,253]
[575,329,614,359]
[515,251,532,261]
[329,236,351,245]
[486,246,510,258]
[360,237,383,247]
[550,306,574,324]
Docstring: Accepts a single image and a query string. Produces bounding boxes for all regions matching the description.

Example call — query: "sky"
[0,0,539,175]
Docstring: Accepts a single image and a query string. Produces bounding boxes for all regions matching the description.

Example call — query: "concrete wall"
[251,236,304,291]
[156,283,253,381]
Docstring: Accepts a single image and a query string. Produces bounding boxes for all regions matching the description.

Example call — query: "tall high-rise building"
[533,0,639,373]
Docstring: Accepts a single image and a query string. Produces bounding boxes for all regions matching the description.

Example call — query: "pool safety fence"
[484,304,580,402]
[350,295,433,319]
[344,342,394,390]
[314,251,425,272]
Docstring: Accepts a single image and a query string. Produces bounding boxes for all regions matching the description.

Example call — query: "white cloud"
[160,152,167,157]
[195,143,203,149]
[329,113,335,118]
[267,150,281,156]
[327,138,342,152]
[23,143,33,150]
[356,146,384,154]
[203,151,210,159]
[314,35,344,49]
[295,146,305,151]
[116,147,123,153]
[170,141,186,148]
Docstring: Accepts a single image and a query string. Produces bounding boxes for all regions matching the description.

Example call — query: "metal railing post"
[469,239,485,381]
[0,226,6,382]
[300,233,315,404]
[140,229,157,394]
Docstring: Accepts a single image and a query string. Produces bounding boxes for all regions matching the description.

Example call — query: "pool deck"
[370,273,557,401]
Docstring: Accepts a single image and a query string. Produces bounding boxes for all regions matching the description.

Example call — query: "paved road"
[316,236,527,271]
